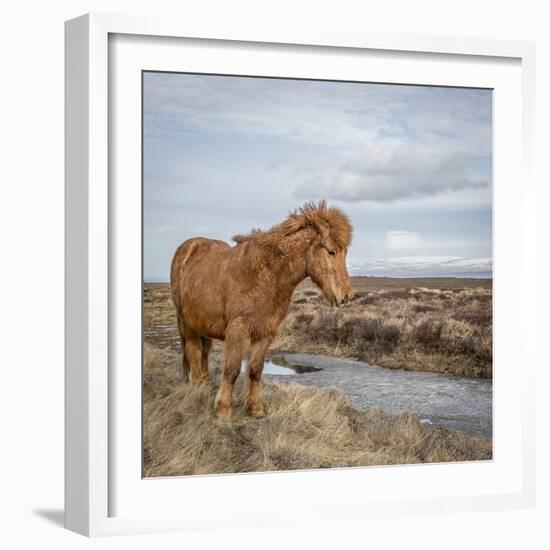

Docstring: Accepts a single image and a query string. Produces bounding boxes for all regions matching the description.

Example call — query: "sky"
[143,72,492,281]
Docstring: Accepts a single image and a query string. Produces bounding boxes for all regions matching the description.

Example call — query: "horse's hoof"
[215,403,232,420]
[190,376,212,387]
[246,405,266,418]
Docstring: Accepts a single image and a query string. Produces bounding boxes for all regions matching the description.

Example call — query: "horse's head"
[306,239,353,306]
[303,205,354,307]
[237,201,354,306]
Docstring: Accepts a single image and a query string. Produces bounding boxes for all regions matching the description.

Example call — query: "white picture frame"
[65,13,537,537]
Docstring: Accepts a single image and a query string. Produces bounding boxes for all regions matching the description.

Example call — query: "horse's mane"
[233,201,352,249]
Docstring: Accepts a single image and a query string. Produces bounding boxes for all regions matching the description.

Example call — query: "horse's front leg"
[215,319,250,419]
[245,336,273,418]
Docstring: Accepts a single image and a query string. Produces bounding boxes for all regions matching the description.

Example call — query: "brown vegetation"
[272,277,492,378]
[143,343,491,477]
[144,276,492,379]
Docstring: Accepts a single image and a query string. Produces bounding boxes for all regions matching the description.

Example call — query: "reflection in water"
[240,359,321,376]
[241,360,296,376]
[263,361,297,376]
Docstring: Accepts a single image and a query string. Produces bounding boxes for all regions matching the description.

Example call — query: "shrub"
[413,304,436,313]
[293,313,314,331]
[379,290,411,301]
[311,311,341,345]
[295,313,314,324]
[350,291,367,302]
[349,318,380,342]
[445,334,492,365]
[452,309,492,326]
[413,320,443,347]
[338,318,358,344]
[339,317,401,353]
[377,324,401,351]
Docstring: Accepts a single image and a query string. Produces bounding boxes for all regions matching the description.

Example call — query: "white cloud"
[146,73,491,206]
[144,73,492,155]
[294,146,488,203]
[384,230,424,251]
[144,74,378,149]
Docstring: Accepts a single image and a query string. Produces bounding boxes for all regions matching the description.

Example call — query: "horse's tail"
[171,242,191,384]
[175,313,190,383]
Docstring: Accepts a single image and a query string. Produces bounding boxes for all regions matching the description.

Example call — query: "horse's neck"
[275,254,307,296]
[264,231,310,299]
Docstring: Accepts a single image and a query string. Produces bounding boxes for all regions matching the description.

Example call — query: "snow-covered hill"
[347,256,492,278]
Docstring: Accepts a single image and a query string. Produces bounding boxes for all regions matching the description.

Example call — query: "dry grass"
[143,343,492,477]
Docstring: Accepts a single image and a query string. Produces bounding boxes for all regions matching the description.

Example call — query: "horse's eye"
[327,249,336,256]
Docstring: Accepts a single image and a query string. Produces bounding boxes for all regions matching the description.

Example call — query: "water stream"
[246,353,492,437]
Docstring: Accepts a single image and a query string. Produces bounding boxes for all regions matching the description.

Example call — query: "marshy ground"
[143,277,493,476]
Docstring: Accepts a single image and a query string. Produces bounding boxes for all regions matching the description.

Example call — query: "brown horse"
[170,201,353,418]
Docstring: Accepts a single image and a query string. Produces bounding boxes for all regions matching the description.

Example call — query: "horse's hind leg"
[200,337,212,383]
[215,319,250,419]
[184,333,206,385]
[245,337,273,418]
[176,312,207,385]
[176,313,189,383]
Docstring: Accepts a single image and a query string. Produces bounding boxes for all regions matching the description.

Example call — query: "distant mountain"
[145,256,493,282]
[346,256,492,278]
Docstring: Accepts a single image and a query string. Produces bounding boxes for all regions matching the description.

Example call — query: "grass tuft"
[143,343,492,477]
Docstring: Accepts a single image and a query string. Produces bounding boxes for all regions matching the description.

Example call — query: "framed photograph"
[65,13,537,536]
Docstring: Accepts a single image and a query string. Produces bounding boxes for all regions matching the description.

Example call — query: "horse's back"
[171,237,229,286]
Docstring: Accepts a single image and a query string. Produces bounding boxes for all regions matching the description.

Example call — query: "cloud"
[145,73,491,206]
[384,230,423,251]
[144,73,492,155]
[294,146,488,203]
